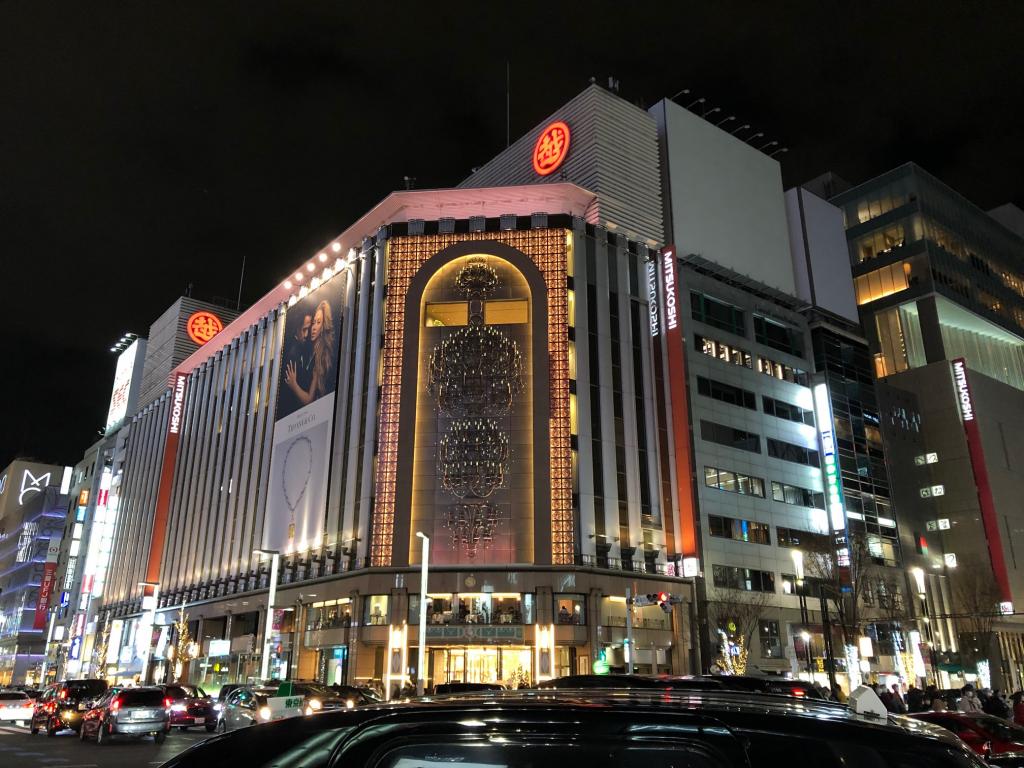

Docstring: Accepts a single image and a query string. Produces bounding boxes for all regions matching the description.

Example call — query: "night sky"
[3,2,1022,469]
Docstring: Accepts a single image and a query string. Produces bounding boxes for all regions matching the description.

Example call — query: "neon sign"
[186,310,224,346]
[18,469,51,505]
[662,248,678,330]
[952,358,973,421]
[646,261,660,337]
[814,382,852,585]
[169,374,187,435]
[532,121,570,176]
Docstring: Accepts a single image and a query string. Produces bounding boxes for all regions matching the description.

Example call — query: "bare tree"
[801,533,877,649]
[951,554,1002,635]
[708,587,772,673]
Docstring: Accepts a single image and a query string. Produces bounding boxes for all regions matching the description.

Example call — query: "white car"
[0,691,34,724]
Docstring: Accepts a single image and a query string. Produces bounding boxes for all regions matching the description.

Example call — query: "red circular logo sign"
[186,310,224,346]
[532,121,571,176]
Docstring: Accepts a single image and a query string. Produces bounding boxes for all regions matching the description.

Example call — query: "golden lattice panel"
[370,229,573,566]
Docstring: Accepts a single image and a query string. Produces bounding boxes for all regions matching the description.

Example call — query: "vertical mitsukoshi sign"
[952,357,1011,605]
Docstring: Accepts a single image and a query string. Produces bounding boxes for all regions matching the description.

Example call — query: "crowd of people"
[871,681,1024,722]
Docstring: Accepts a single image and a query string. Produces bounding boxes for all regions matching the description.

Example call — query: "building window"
[754,315,803,357]
[712,564,775,592]
[767,438,819,467]
[757,356,808,385]
[760,620,782,658]
[691,292,746,337]
[554,594,586,625]
[776,526,831,550]
[762,396,814,426]
[701,420,760,454]
[708,514,771,545]
[308,599,353,630]
[704,466,765,497]
[697,376,756,410]
[695,334,752,369]
[854,260,912,306]
[363,595,389,625]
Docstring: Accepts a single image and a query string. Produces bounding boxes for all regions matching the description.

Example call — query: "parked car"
[163,684,217,732]
[912,711,1024,763]
[432,682,506,695]
[693,674,826,700]
[159,688,986,768]
[0,690,34,724]
[536,673,724,691]
[30,679,108,735]
[213,682,245,715]
[216,685,279,731]
[79,686,170,744]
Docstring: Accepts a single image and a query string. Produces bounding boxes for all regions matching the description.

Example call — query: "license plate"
[132,710,153,719]
[193,716,204,724]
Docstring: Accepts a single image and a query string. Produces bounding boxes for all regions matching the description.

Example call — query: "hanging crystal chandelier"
[438,418,509,498]
[427,325,523,417]
[445,502,500,559]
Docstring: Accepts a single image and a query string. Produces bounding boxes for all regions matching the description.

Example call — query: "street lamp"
[415,532,430,696]
[254,549,280,682]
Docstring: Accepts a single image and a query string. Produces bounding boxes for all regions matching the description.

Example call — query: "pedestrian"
[984,689,1010,719]
[958,685,983,713]
[932,697,948,712]
[906,684,924,713]
[1012,691,1024,724]
[890,683,907,714]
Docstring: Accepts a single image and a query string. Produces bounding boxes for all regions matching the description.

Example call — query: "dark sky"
[3,2,1022,469]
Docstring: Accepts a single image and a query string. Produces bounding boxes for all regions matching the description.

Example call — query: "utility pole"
[625,588,634,674]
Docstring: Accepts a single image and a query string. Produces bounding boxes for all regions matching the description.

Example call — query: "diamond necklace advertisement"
[263,271,346,554]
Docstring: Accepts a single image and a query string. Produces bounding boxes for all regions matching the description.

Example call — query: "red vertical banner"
[146,373,187,585]
[951,358,1011,604]
[661,246,698,557]
[34,538,61,629]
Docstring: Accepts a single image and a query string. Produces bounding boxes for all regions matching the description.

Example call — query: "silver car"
[79,687,170,744]
[216,686,278,732]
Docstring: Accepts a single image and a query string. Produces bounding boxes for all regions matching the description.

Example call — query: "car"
[536,673,724,691]
[158,688,987,768]
[287,682,382,712]
[79,686,170,744]
[912,711,1024,763]
[0,690,34,724]
[30,679,108,735]
[693,674,827,699]
[216,685,280,731]
[431,682,506,695]
[163,684,217,732]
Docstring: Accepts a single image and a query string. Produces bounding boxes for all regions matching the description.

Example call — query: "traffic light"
[656,592,672,613]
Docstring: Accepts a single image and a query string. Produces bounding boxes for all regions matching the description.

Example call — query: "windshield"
[120,689,166,707]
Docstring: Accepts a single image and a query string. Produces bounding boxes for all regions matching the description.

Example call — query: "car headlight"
[308,699,322,711]
[213,703,222,712]
[259,706,272,721]
[346,699,355,709]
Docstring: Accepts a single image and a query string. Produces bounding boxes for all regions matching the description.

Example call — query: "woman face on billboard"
[311,306,324,342]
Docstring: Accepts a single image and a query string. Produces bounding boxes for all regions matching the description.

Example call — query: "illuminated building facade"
[830,165,1024,690]
[98,185,697,692]
[0,460,69,686]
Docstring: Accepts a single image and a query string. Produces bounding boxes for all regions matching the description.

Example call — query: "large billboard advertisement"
[34,537,61,629]
[263,276,346,554]
[105,340,140,432]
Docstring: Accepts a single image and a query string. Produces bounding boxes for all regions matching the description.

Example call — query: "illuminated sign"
[814,382,852,585]
[951,358,1012,603]
[944,552,958,568]
[169,374,187,435]
[208,639,230,657]
[1001,601,1014,616]
[532,121,570,176]
[662,249,678,330]
[647,261,660,337]
[952,358,973,421]
[186,310,224,346]
[682,556,700,578]
[18,469,51,505]
[105,340,140,432]
[34,537,61,629]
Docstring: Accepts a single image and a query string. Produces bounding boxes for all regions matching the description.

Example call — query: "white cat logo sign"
[18,469,51,505]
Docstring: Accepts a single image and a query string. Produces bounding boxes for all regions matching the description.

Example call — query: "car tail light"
[59,689,67,700]
[111,697,121,712]
[792,689,806,697]
[164,697,172,709]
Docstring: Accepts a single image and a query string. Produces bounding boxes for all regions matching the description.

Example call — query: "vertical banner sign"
[952,358,1012,604]
[145,373,188,584]
[264,274,346,554]
[813,382,852,591]
[661,246,698,557]
[34,537,62,629]
[646,261,661,338]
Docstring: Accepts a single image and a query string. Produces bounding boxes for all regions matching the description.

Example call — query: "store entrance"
[430,646,532,687]
[316,647,348,686]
